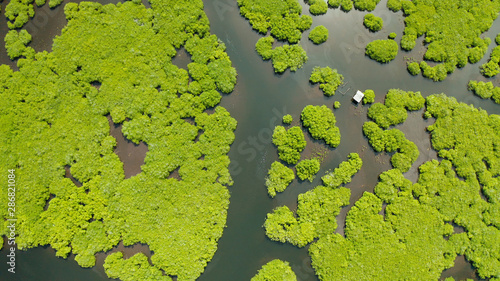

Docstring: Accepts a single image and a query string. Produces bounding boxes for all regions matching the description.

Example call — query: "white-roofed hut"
[353,90,364,103]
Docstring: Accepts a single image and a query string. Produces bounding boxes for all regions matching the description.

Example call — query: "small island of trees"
[309,66,344,96]
[266,161,295,198]
[251,259,297,281]
[272,126,307,164]
[309,25,329,44]
[301,105,341,148]
[468,80,500,104]
[363,13,383,32]
[365,39,399,63]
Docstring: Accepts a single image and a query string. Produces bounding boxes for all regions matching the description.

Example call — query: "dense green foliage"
[367,89,425,128]
[301,105,341,147]
[4,29,34,60]
[327,0,353,11]
[373,169,412,203]
[4,0,35,29]
[266,161,295,198]
[362,89,375,104]
[419,61,448,82]
[296,158,321,182]
[312,94,500,280]
[481,45,500,77]
[352,0,381,11]
[272,126,307,165]
[251,259,297,281]
[365,39,398,63]
[468,80,500,104]
[239,0,312,72]
[308,25,329,45]
[386,0,401,11]
[264,154,362,247]
[407,61,421,75]
[238,0,312,43]
[310,96,500,278]
[48,0,63,8]
[363,89,424,172]
[255,37,308,73]
[388,32,397,39]
[363,14,383,32]
[423,94,500,278]
[282,114,293,124]
[329,0,381,11]
[310,192,458,280]
[333,101,341,109]
[363,122,419,172]
[104,252,171,281]
[389,0,500,81]
[0,1,238,280]
[306,0,328,15]
[309,67,344,96]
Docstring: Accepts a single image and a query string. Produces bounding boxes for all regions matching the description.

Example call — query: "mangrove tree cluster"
[365,39,399,63]
[468,80,500,104]
[239,0,312,72]
[0,0,238,280]
[305,0,329,15]
[255,36,309,73]
[251,259,297,281]
[301,105,341,148]
[272,126,307,165]
[264,153,363,247]
[329,0,381,12]
[481,35,500,77]
[296,158,321,182]
[266,161,296,198]
[283,114,293,124]
[309,66,344,96]
[363,89,375,104]
[387,0,500,81]
[363,13,383,32]
[308,25,329,45]
[310,93,500,280]
[363,89,425,172]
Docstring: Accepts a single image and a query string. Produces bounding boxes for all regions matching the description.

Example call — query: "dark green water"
[1,0,499,280]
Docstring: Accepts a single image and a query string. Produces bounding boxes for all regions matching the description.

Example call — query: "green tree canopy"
[251,259,297,281]
[309,66,344,96]
[388,0,500,81]
[0,1,238,280]
[272,126,307,164]
[365,39,399,63]
[309,25,329,44]
[266,161,295,198]
[296,158,321,182]
[301,105,341,147]
[264,154,362,247]
[363,14,383,32]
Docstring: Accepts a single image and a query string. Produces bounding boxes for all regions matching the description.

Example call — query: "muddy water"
[1,0,499,280]
[107,116,148,179]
